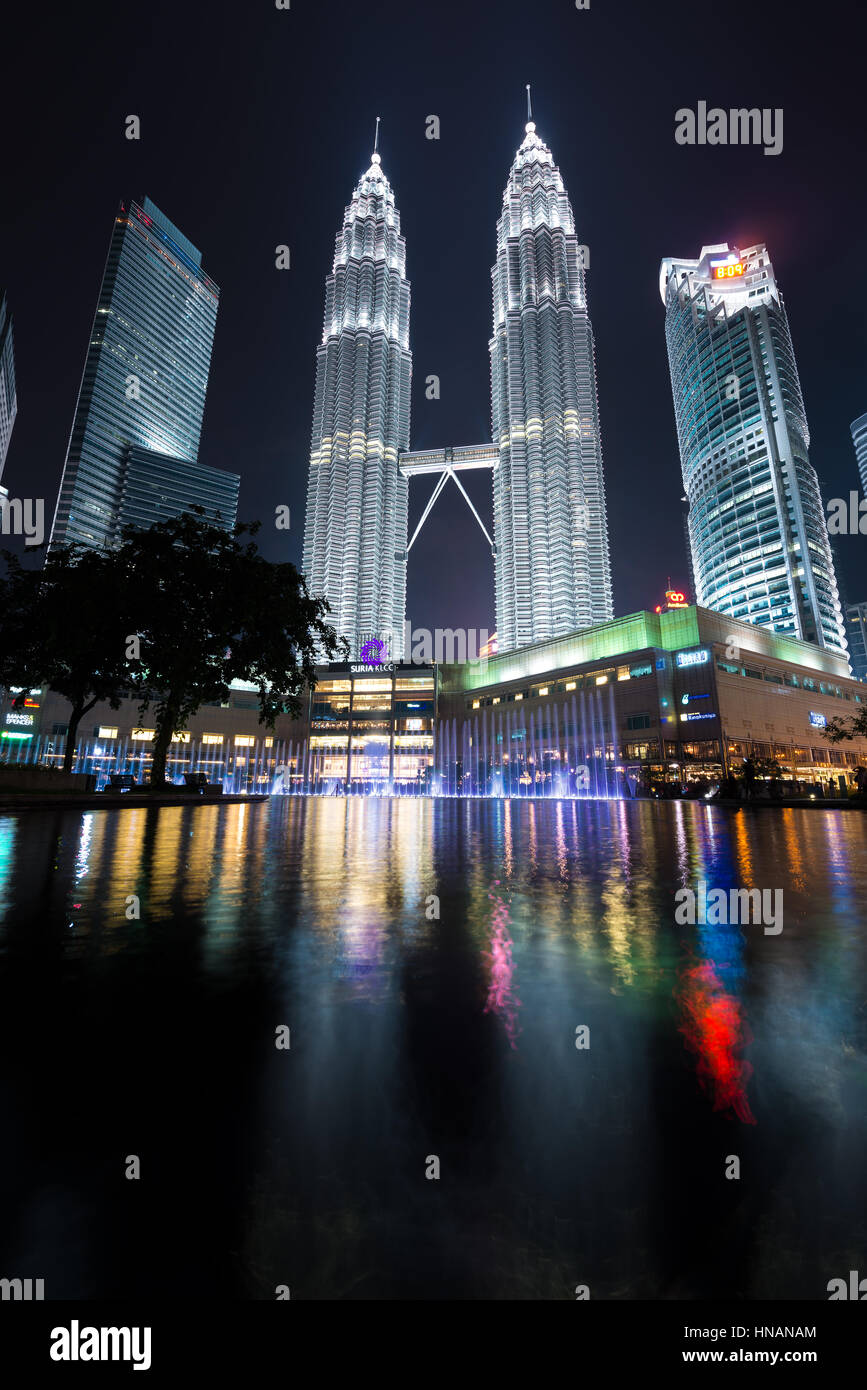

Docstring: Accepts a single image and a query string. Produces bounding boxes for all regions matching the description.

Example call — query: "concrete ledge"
[0,768,97,793]
[0,793,268,812]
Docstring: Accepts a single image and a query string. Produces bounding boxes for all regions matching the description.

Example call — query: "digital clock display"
[711,261,745,280]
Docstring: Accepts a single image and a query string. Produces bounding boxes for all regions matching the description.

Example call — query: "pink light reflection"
[483,880,522,1049]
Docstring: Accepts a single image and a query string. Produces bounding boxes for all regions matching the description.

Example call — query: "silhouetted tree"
[118,511,346,785]
[826,709,867,743]
[0,546,131,772]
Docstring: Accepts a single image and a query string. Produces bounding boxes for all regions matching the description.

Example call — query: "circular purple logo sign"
[359,639,386,666]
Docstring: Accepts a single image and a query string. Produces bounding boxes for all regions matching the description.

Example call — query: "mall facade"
[434,605,867,794]
[289,603,867,795]
[3,607,865,795]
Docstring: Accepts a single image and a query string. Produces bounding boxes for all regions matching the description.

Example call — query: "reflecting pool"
[0,799,864,1299]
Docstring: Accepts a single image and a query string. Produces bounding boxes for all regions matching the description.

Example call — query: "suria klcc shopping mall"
[13,602,866,797]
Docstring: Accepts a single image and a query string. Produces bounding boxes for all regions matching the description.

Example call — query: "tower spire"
[525,85,535,134]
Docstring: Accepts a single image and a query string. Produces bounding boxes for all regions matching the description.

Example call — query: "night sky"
[2,0,864,636]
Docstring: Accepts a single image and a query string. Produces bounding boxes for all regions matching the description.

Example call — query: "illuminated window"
[596,676,608,686]
[264,737,274,747]
[98,726,118,739]
[539,687,549,696]
[171,731,191,743]
[131,728,155,741]
[565,682,576,691]
[202,733,224,745]
[472,700,480,709]
[234,735,255,747]
[514,692,523,700]
[492,697,500,705]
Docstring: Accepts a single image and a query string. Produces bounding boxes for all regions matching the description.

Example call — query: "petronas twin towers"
[302,108,613,661]
[301,142,411,659]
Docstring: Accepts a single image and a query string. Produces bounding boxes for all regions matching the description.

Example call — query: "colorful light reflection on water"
[0,797,864,1298]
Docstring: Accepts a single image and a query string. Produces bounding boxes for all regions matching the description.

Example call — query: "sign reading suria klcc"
[676,648,710,669]
[809,711,828,729]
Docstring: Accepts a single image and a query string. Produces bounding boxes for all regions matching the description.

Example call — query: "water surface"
[0,798,864,1299]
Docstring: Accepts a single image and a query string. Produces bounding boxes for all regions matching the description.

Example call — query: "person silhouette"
[743,757,757,801]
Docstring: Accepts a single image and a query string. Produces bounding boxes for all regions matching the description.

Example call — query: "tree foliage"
[117,512,346,784]
[826,709,867,744]
[0,512,347,786]
[0,546,130,772]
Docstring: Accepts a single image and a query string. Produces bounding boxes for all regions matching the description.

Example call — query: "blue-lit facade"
[851,412,867,498]
[50,198,229,550]
[0,289,17,490]
[118,445,239,534]
[660,243,847,659]
[846,601,867,683]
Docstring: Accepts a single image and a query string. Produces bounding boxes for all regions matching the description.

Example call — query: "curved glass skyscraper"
[851,411,867,498]
[490,118,613,652]
[302,142,411,660]
[50,198,227,552]
[0,289,17,492]
[661,242,847,658]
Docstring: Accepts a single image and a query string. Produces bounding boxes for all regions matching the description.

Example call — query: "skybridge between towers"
[399,444,499,557]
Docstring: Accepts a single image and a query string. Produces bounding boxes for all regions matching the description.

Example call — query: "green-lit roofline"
[440,606,850,693]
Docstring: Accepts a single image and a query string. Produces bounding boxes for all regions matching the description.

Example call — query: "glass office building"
[0,289,17,490]
[660,243,847,659]
[301,144,412,661]
[50,197,235,550]
[851,412,867,498]
[846,601,867,682]
[118,445,239,534]
[491,119,614,652]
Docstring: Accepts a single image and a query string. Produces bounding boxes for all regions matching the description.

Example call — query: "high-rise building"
[301,138,412,661]
[660,243,847,658]
[850,412,867,497]
[50,197,237,551]
[490,115,614,652]
[846,601,867,682]
[0,289,18,492]
[117,445,239,534]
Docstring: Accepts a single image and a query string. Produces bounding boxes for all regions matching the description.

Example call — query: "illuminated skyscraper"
[50,197,236,551]
[850,411,867,498]
[302,132,411,660]
[0,289,17,493]
[490,110,614,652]
[846,600,867,682]
[660,243,847,658]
